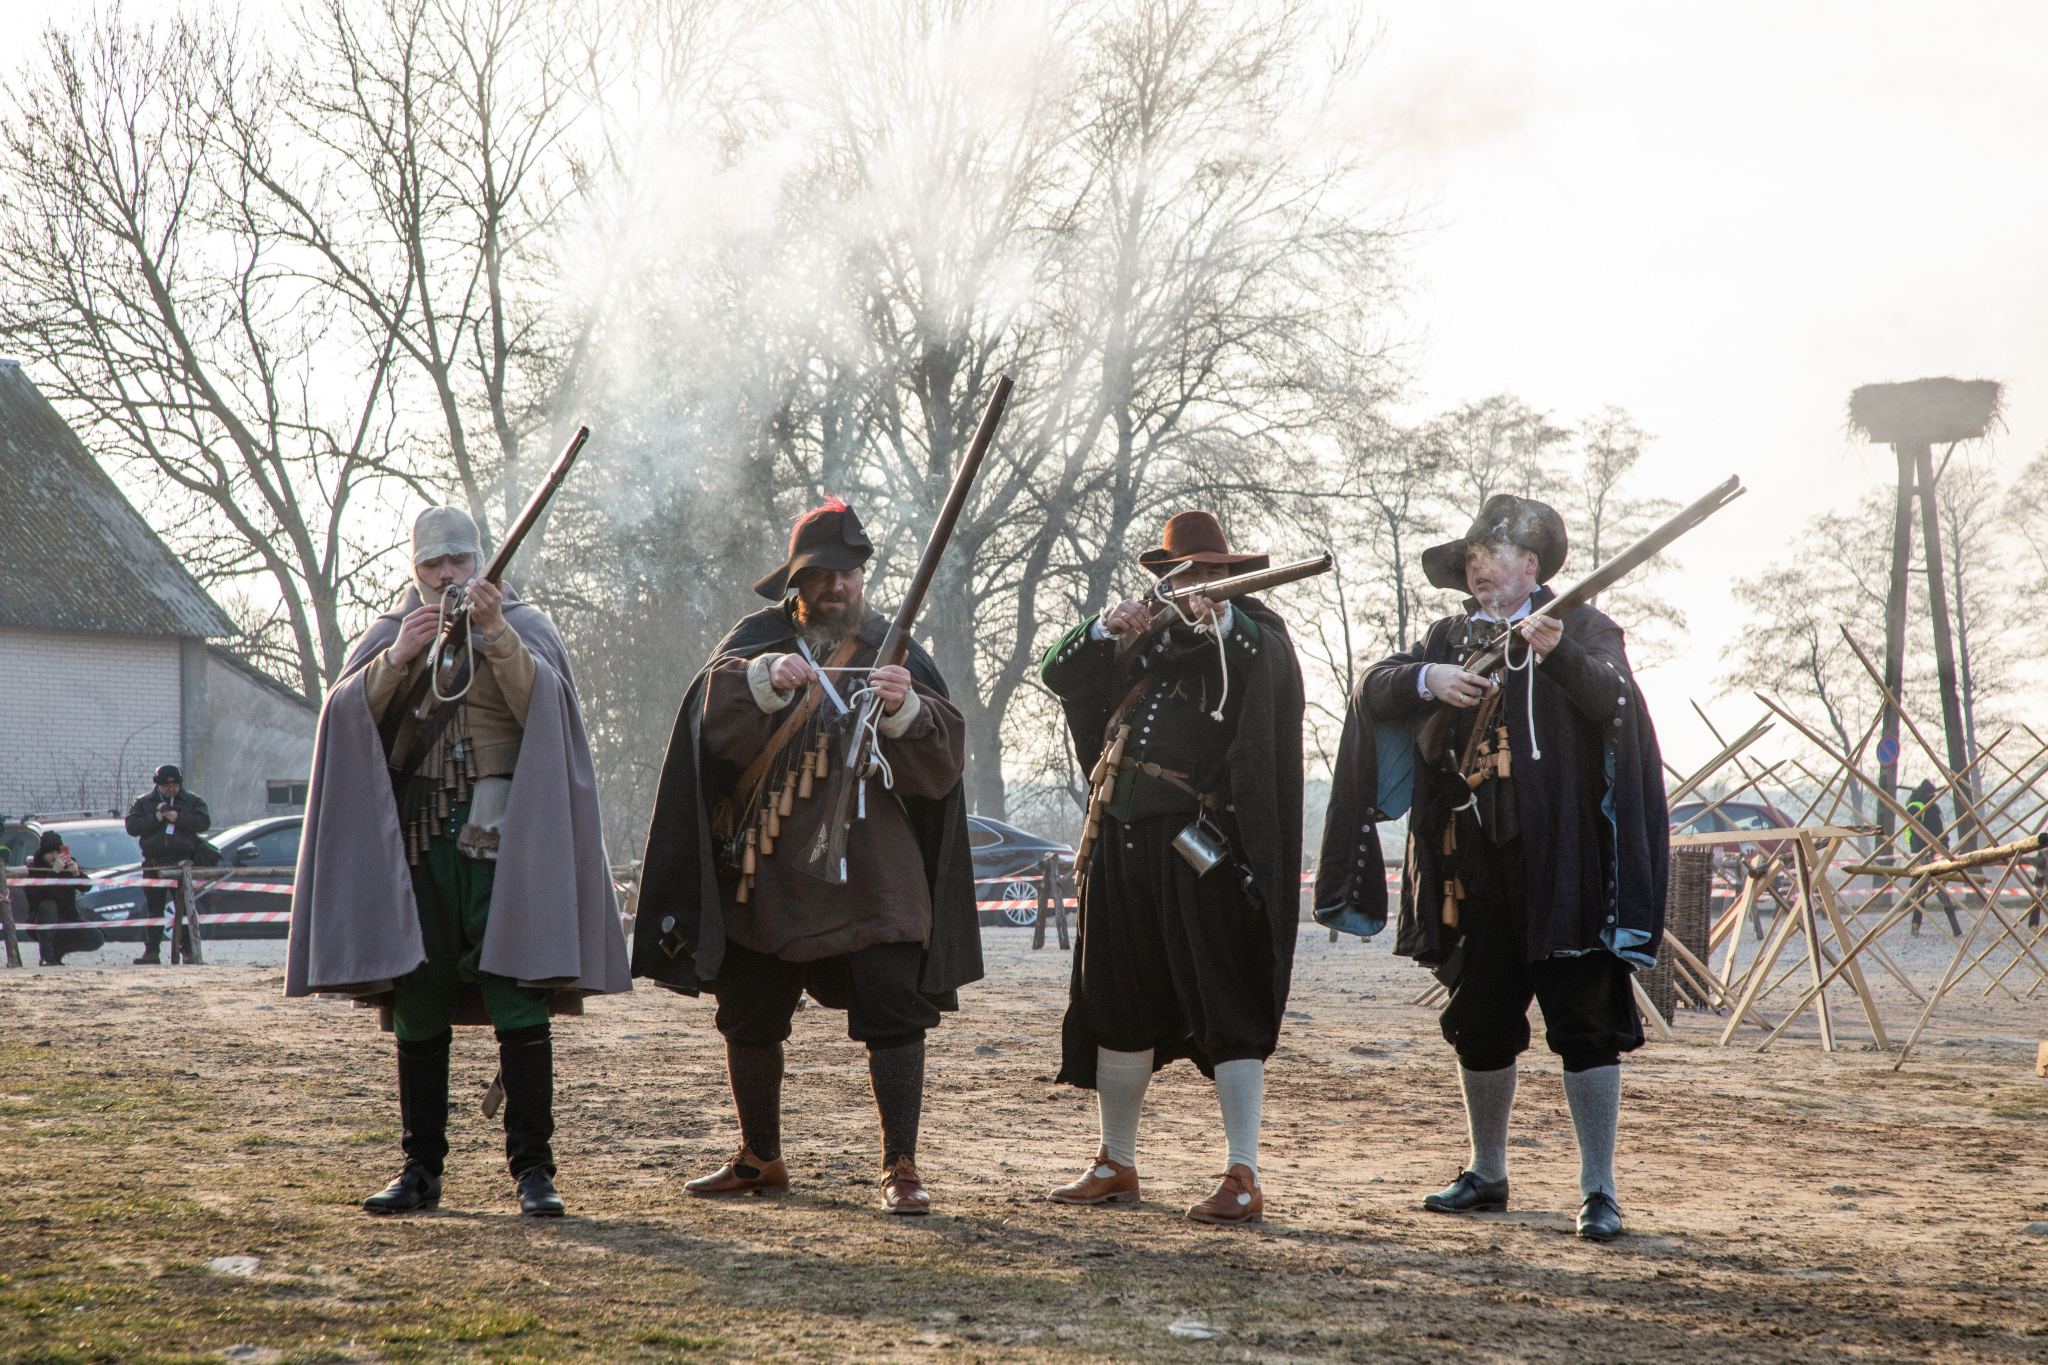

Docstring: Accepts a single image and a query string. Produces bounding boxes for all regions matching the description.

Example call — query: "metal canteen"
[1172,817,1229,877]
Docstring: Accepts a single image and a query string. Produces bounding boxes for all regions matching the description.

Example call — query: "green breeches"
[390,787,549,1043]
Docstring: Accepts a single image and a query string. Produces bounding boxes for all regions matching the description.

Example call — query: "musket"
[381,425,592,790]
[1155,552,1334,607]
[1115,552,1334,663]
[1416,474,1745,762]
[801,378,1015,884]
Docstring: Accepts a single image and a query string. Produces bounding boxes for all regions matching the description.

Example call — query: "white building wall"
[199,651,317,826]
[0,625,181,816]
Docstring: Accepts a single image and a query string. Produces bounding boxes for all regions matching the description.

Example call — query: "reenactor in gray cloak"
[287,507,631,1217]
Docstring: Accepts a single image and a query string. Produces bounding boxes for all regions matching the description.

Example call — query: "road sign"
[1876,736,1901,766]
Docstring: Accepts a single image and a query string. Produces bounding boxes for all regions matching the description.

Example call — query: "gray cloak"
[285,586,631,1010]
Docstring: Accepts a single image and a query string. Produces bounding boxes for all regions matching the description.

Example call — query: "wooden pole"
[1913,443,1978,845]
[0,860,20,968]
[1052,858,1071,951]
[1031,857,1049,950]
[176,861,205,966]
[1875,442,1916,881]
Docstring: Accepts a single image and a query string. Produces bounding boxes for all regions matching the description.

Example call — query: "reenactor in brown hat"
[1316,494,1668,1243]
[1039,511,1305,1225]
[634,498,979,1215]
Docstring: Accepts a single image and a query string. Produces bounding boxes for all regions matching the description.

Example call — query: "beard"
[794,587,864,645]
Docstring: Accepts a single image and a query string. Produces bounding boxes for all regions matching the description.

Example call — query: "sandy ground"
[3,918,2045,1364]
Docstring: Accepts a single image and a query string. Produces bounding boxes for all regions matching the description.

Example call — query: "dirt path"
[3,926,2044,1364]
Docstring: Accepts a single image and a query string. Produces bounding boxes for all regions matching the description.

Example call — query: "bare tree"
[0,12,420,697]
[1934,454,2017,769]
[1425,393,1569,514]
[252,0,592,552]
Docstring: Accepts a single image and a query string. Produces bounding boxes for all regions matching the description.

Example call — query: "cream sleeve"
[480,627,537,726]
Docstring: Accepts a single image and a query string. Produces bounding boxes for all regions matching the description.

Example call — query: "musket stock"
[802,379,1015,885]
[1414,475,1744,762]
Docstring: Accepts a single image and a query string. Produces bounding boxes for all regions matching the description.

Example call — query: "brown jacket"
[362,624,536,776]
[700,639,966,961]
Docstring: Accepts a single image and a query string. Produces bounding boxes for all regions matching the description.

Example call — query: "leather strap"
[727,635,863,817]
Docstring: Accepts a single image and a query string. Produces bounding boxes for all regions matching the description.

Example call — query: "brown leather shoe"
[1048,1147,1140,1205]
[1186,1164,1262,1225]
[881,1155,932,1215]
[684,1145,789,1197]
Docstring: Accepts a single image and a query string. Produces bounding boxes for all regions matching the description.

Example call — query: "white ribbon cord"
[1502,622,1542,761]
[1151,562,1230,722]
[429,584,477,704]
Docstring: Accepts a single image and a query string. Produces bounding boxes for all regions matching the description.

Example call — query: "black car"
[79,815,301,942]
[969,815,1074,928]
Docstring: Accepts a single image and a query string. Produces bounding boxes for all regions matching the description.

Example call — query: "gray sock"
[1095,1047,1152,1167]
[1563,1064,1620,1200]
[1458,1064,1517,1182]
[1213,1058,1264,1175]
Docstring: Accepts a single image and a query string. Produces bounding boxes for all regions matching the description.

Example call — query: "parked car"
[970,815,1074,927]
[80,815,301,942]
[1669,799,1797,860]
[2,811,127,868]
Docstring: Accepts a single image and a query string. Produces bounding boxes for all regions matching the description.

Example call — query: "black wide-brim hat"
[753,501,875,600]
[1136,511,1270,578]
[1420,494,1568,593]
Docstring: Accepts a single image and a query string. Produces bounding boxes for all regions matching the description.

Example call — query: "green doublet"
[389,780,549,1042]
[1040,607,1262,819]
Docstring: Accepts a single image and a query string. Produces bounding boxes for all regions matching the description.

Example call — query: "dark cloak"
[1321,586,1668,967]
[632,605,981,1003]
[1053,595,1306,1086]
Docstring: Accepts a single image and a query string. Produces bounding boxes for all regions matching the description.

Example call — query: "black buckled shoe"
[1422,1170,1509,1213]
[363,1162,442,1214]
[1576,1191,1623,1242]
[516,1167,565,1217]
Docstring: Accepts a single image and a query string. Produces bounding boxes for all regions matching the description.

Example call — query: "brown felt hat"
[753,498,874,600]
[1420,494,1569,593]
[1137,511,1270,577]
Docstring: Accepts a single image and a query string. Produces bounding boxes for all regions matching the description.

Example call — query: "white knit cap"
[412,506,481,565]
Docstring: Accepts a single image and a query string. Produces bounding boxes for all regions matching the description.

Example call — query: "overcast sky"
[9,1,2047,772]
[1354,1,2048,770]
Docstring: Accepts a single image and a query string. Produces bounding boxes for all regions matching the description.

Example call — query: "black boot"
[364,1032,450,1214]
[498,1023,563,1216]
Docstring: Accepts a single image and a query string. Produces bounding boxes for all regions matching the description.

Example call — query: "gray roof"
[0,360,235,637]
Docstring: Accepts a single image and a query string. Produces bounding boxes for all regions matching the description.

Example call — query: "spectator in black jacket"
[20,831,103,965]
[124,764,210,964]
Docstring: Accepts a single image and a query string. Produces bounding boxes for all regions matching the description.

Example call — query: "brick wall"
[0,625,182,815]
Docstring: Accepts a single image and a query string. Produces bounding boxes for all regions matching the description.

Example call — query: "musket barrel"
[1159,552,1334,605]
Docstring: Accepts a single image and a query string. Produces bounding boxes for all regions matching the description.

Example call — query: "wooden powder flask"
[779,770,797,817]
[799,750,816,799]
[1075,723,1131,879]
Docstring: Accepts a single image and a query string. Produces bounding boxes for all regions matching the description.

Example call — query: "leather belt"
[1112,755,1232,812]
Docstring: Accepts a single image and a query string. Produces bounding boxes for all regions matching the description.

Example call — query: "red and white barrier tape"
[22,911,292,930]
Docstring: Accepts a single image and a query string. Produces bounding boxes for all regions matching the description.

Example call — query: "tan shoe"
[1186,1164,1262,1225]
[882,1155,932,1215]
[1048,1147,1141,1205]
[684,1145,789,1197]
